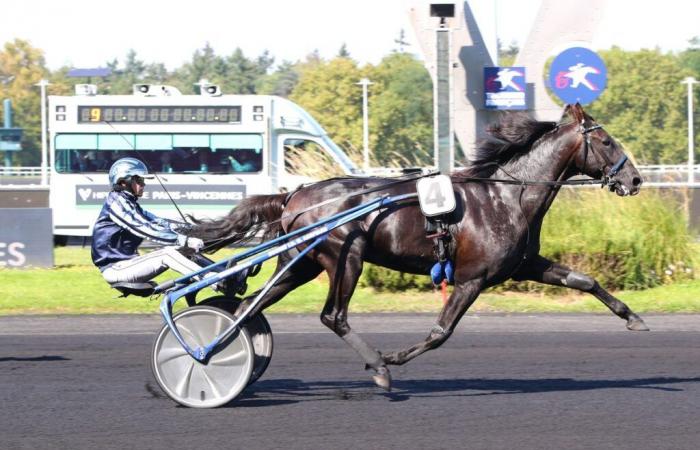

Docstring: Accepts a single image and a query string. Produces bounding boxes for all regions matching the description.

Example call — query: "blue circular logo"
[548,47,607,105]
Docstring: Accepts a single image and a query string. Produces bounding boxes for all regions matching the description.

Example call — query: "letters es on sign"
[417,175,456,217]
[0,208,53,268]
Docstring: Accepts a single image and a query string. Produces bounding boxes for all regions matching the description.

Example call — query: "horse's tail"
[188,193,287,252]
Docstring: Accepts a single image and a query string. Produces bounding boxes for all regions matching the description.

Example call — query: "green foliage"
[256,60,300,96]
[337,43,351,58]
[587,48,694,164]
[5,246,700,314]
[104,50,152,94]
[174,45,274,95]
[290,57,364,151]
[2,40,698,169]
[366,53,433,165]
[678,36,700,74]
[0,39,48,165]
[536,189,694,290]
[498,39,519,66]
[289,52,433,166]
[359,265,433,291]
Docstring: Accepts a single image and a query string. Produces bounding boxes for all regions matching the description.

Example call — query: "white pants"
[102,246,204,284]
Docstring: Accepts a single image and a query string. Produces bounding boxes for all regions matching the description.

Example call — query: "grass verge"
[0,247,698,315]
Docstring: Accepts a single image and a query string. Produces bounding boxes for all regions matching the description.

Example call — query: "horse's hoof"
[372,366,392,391]
[626,315,650,331]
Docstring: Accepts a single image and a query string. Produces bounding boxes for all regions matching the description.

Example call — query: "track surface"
[2,314,700,450]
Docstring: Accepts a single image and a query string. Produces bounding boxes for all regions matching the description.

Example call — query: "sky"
[1,0,698,71]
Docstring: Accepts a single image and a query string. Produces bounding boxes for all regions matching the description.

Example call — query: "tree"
[498,39,519,66]
[366,53,433,165]
[103,49,149,94]
[0,39,48,165]
[588,48,693,164]
[144,62,169,83]
[225,48,273,94]
[678,36,700,75]
[290,57,364,154]
[337,43,351,58]
[257,60,300,97]
[174,43,228,94]
[174,45,274,95]
[290,53,433,166]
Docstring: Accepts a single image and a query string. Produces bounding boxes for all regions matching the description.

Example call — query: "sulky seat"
[110,281,157,297]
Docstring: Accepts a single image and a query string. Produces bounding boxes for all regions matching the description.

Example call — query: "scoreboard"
[77,105,242,124]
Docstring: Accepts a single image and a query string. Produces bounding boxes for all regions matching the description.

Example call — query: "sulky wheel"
[199,296,273,385]
[151,306,254,408]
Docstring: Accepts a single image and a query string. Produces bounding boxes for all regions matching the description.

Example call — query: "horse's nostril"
[632,177,642,186]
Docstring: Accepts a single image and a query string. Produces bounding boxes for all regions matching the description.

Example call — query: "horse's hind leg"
[382,277,484,366]
[512,255,649,331]
[234,252,323,318]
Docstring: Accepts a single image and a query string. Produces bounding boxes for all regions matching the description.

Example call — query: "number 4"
[425,181,446,208]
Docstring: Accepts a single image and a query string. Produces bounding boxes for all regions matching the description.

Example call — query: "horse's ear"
[561,103,584,124]
[571,103,585,123]
[560,105,571,122]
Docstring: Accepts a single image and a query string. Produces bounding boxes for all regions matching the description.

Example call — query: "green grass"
[0,247,699,315]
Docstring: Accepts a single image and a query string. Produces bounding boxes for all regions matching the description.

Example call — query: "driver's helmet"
[108,157,153,188]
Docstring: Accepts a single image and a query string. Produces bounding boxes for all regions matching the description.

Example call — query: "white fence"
[636,165,700,187]
[0,166,48,188]
[0,166,44,176]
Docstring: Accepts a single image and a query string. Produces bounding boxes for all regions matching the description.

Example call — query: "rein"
[199,172,431,251]
[200,172,605,252]
[200,123,630,251]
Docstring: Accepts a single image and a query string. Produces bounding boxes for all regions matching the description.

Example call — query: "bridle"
[578,122,629,191]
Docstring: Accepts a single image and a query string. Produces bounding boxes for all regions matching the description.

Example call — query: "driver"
[91,157,214,287]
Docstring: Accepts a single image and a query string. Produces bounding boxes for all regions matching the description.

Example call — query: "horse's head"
[563,104,643,196]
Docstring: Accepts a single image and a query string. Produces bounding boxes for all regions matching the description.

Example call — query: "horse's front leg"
[512,255,649,331]
[382,277,484,366]
[316,235,395,390]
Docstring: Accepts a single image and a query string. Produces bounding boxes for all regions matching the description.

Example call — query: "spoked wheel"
[199,296,273,385]
[151,306,254,408]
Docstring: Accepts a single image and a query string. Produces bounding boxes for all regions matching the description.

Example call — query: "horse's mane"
[461,112,559,177]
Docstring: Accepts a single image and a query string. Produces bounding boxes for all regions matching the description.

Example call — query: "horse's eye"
[602,139,611,146]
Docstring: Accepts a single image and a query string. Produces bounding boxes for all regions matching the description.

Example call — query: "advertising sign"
[74,184,246,206]
[548,47,607,105]
[0,208,53,268]
[484,67,527,110]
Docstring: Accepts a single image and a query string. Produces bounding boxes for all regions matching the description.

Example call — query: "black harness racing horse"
[190,104,646,390]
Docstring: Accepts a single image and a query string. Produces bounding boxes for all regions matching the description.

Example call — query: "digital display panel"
[77,106,241,123]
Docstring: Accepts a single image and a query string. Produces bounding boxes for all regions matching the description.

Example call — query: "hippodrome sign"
[548,47,607,105]
[74,184,246,206]
[484,67,527,110]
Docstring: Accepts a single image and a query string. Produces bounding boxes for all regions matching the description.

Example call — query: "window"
[54,133,264,174]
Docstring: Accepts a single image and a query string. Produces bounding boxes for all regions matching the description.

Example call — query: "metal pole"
[36,79,50,186]
[681,77,697,185]
[356,78,372,172]
[435,27,453,174]
[3,99,12,167]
